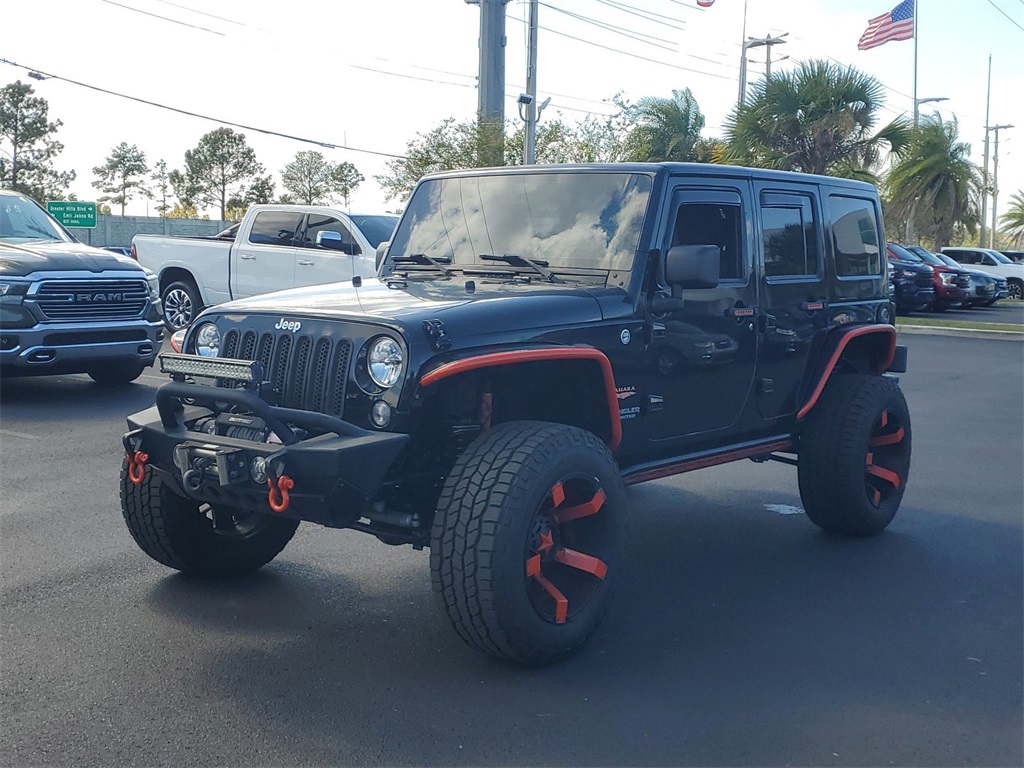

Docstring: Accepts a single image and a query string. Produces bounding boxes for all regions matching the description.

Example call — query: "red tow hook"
[127,451,149,485]
[267,474,294,513]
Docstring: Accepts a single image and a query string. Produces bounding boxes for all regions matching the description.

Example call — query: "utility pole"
[980,54,991,247]
[467,0,509,167]
[739,33,788,104]
[989,124,1014,248]
[524,0,539,164]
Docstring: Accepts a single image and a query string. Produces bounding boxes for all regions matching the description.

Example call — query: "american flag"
[858,0,915,50]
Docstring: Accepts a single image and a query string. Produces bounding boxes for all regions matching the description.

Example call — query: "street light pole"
[980,55,992,247]
[912,96,947,123]
[524,0,538,164]
[739,33,788,105]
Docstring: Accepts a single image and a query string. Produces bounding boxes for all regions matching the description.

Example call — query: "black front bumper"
[125,381,409,527]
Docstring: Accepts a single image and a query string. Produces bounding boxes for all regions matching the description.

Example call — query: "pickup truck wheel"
[119,459,298,577]
[88,361,146,385]
[798,374,911,536]
[430,421,625,665]
[162,279,202,331]
[1008,280,1023,300]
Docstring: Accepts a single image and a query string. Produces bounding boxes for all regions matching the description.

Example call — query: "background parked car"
[885,244,935,314]
[999,250,1024,263]
[942,247,1024,300]
[905,245,1003,307]
[892,243,970,310]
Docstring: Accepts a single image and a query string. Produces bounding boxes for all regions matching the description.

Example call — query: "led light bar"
[159,353,263,382]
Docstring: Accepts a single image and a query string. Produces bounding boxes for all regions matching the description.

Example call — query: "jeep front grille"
[221,329,351,416]
[31,279,149,321]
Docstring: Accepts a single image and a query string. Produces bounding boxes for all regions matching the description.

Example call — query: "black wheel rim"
[201,503,270,539]
[164,288,194,329]
[524,474,610,624]
[865,409,908,508]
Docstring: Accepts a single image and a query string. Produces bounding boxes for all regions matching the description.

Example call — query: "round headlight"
[195,323,221,358]
[368,337,403,388]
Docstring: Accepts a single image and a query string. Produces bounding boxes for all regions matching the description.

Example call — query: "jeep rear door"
[752,182,829,420]
[644,182,757,440]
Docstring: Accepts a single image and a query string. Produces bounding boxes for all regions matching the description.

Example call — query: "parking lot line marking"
[0,429,40,440]
[140,373,169,383]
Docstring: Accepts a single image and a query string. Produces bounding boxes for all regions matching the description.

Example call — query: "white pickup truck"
[133,205,399,330]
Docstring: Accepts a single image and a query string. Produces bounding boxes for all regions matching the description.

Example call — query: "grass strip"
[896,316,1023,334]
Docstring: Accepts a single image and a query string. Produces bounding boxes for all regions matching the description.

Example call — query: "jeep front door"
[644,186,758,441]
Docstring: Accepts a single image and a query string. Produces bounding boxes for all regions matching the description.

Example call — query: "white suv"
[942,247,1024,300]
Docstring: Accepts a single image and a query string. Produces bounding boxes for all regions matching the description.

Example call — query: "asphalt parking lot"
[1,332,1021,767]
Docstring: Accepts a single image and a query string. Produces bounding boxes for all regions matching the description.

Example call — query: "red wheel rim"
[525,475,610,624]
[865,409,907,507]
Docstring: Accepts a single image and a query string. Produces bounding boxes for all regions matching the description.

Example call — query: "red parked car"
[888,243,970,311]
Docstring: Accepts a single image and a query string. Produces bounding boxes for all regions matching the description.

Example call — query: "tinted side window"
[829,196,881,277]
[672,203,744,281]
[301,214,358,252]
[760,193,820,278]
[950,250,977,264]
[248,212,303,247]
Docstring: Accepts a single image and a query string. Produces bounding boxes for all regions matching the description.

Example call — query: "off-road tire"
[162,278,202,331]
[798,374,911,536]
[88,361,147,385]
[430,421,625,665]
[120,459,298,577]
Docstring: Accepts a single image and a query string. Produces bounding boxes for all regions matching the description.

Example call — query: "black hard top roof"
[425,162,878,193]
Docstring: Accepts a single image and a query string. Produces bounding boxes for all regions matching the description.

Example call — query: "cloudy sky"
[3,0,1022,225]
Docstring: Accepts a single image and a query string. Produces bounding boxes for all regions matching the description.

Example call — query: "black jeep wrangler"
[120,164,910,665]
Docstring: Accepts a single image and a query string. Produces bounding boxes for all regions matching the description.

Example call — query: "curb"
[896,324,1024,342]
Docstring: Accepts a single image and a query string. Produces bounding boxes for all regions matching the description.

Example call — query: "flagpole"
[912,0,919,127]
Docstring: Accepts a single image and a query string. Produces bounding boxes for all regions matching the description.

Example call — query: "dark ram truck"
[120,164,911,664]
[1,190,163,383]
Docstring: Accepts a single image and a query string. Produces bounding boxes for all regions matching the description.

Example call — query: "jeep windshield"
[386,171,654,280]
[0,192,73,243]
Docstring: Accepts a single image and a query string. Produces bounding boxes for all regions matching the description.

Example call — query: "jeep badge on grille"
[274,319,302,333]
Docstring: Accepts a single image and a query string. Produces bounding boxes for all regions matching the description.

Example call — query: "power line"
[539,2,678,50]
[0,58,407,159]
[984,0,1024,31]
[149,0,246,27]
[595,0,688,32]
[506,15,732,80]
[97,0,225,36]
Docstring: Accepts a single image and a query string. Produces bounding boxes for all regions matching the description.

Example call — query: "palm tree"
[1000,191,1024,248]
[621,88,706,162]
[883,115,980,249]
[722,60,910,180]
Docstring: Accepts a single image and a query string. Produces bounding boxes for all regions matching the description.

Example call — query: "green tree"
[376,118,485,202]
[150,159,172,216]
[225,174,276,221]
[0,80,76,200]
[281,151,363,207]
[621,88,706,162]
[883,115,980,249]
[178,127,264,219]
[1000,190,1024,248]
[723,60,910,180]
[92,142,149,215]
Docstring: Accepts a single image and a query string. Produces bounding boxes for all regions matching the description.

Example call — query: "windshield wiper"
[479,253,564,283]
[390,253,452,276]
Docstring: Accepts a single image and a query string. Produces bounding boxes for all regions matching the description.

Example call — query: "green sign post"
[46,201,98,228]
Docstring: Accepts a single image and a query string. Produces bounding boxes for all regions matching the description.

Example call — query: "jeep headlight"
[195,322,221,358]
[368,337,403,388]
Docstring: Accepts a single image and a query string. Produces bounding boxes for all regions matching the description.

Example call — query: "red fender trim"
[419,348,622,452]
[796,324,896,421]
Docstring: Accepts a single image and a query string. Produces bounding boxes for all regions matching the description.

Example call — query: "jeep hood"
[0,240,145,277]
[214,277,614,336]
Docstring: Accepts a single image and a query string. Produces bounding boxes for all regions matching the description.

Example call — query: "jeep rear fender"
[419,348,622,451]
[796,324,897,421]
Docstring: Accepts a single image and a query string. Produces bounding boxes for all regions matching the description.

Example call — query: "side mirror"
[316,230,345,251]
[375,241,390,271]
[650,244,721,314]
[665,244,720,289]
